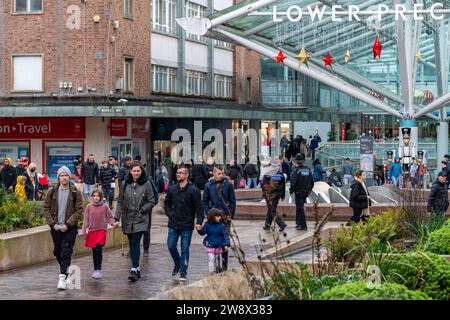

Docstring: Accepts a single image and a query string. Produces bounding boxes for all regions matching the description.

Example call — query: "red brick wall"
[234,47,261,105]
[232,0,260,106]
[0,0,150,98]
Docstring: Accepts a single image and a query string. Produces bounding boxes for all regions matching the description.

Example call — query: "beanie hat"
[57,166,71,180]
[123,155,132,162]
[438,171,447,177]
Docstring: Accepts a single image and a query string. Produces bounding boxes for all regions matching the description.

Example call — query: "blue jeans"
[167,228,193,277]
[246,178,258,189]
[391,176,399,186]
[83,183,96,201]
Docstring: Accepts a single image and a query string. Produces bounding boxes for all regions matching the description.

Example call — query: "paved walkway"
[0,214,341,300]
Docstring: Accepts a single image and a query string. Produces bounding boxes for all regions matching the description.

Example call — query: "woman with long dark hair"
[115,162,156,282]
[349,170,371,223]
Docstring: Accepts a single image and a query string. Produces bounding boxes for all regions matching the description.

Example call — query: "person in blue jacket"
[312,159,326,182]
[388,156,403,187]
[202,165,236,271]
[196,208,230,274]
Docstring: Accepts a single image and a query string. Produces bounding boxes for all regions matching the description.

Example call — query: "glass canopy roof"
[204,0,450,119]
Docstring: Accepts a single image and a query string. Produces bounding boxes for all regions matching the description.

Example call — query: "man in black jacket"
[290,154,314,230]
[99,159,117,209]
[191,156,208,190]
[81,154,99,201]
[164,165,203,282]
[427,171,449,216]
[0,157,17,193]
[118,156,133,189]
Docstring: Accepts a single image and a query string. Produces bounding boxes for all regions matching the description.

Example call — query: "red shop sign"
[132,118,149,139]
[110,118,128,137]
[0,117,85,139]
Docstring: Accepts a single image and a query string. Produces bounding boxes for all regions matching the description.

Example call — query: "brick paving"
[0,213,339,300]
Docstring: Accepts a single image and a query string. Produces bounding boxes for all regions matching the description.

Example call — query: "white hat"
[57,166,71,180]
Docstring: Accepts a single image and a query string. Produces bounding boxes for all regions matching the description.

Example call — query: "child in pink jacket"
[82,189,119,279]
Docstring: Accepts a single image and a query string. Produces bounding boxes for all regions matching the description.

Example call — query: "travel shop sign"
[0,118,85,139]
[255,3,450,22]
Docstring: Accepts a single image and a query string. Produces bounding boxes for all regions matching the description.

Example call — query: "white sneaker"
[57,274,67,290]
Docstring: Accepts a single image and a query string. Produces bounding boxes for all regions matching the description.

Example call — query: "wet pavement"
[0,213,339,300]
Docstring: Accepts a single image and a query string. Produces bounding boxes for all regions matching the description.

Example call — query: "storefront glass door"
[119,141,132,166]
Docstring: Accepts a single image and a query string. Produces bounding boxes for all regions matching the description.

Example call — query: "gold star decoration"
[345,49,351,64]
[294,46,310,67]
[415,51,423,61]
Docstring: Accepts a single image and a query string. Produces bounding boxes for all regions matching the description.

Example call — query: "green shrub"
[0,186,16,204]
[327,210,400,263]
[380,252,450,300]
[0,200,45,233]
[425,226,450,255]
[320,281,430,300]
[265,263,363,300]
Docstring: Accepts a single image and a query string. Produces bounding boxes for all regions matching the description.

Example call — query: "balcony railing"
[317,141,443,169]
[260,80,304,107]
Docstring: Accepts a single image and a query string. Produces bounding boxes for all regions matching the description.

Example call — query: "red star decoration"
[373,35,382,59]
[275,50,286,64]
[323,52,334,68]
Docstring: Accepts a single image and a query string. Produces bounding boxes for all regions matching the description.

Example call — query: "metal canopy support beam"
[433,19,450,161]
[223,26,405,106]
[314,23,395,57]
[276,0,381,46]
[209,0,278,28]
[215,28,403,118]
[413,92,450,118]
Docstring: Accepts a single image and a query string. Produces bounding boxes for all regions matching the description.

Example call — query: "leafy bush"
[0,199,45,233]
[425,226,450,255]
[320,281,430,300]
[327,210,400,263]
[0,186,16,204]
[265,263,363,300]
[380,252,450,300]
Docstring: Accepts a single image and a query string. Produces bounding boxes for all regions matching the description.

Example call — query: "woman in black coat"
[349,170,371,223]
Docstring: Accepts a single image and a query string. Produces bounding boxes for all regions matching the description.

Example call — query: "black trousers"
[295,195,307,229]
[222,219,232,271]
[127,232,145,268]
[92,244,103,270]
[264,197,285,228]
[351,208,368,223]
[51,227,78,275]
[143,220,152,251]
[102,185,114,207]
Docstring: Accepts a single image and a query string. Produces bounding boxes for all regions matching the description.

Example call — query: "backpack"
[148,176,159,205]
[38,174,49,187]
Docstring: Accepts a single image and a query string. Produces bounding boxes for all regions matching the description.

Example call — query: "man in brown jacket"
[44,166,83,290]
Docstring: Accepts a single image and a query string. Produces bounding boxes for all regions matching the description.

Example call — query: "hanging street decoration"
[423,89,434,103]
[415,51,423,61]
[368,90,385,101]
[294,46,310,67]
[373,35,382,59]
[275,50,287,64]
[345,49,351,64]
[323,52,334,68]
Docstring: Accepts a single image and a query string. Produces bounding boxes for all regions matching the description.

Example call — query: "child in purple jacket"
[196,208,230,273]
